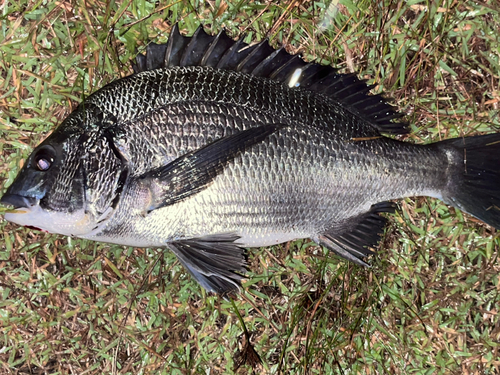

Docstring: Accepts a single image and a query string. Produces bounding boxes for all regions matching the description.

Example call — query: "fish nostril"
[0,194,37,209]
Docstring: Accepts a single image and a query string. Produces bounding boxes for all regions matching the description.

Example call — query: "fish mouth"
[0,193,38,209]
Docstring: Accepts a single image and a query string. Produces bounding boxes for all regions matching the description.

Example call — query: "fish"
[1,24,500,295]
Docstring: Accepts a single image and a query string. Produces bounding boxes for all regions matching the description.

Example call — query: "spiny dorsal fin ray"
[316,201,396,266]
[145,43,169,71]
[179,25,215,66]
[251,47,294,77]
[236,38,275,73]
[200,29,235,67]
[163,23,191,67]
[216,36,257,70]
[133,24,408,135]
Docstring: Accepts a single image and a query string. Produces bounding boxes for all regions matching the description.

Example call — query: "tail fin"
[440,133,500,229]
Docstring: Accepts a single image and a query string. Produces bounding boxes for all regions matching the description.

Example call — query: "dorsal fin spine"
[200,29,231,66]
[216,36,247,69]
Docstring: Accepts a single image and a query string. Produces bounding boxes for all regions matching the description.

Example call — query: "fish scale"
[87,67,370,138]
[2,25,500,295]
[89,118,444,245]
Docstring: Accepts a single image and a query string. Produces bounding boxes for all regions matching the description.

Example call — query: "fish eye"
[32,145,56,172]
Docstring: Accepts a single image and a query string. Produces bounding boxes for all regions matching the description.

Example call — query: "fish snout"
[0,193,38,209]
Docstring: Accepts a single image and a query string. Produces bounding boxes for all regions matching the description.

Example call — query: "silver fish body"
[76,67,443,245]
[2,25,500,294]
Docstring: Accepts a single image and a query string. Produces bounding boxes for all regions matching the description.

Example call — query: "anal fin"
[316,202,396,266]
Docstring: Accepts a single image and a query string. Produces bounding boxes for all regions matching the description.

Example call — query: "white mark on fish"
[288,68,303,88]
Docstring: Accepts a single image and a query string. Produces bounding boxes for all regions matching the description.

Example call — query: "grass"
[1,0,500,373]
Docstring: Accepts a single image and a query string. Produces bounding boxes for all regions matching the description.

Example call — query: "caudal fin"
[440,133,500,229]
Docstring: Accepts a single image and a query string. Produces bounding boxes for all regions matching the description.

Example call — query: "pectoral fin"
[139,124,282,212]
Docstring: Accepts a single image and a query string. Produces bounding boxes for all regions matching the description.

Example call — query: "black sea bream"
[2,25,500,294]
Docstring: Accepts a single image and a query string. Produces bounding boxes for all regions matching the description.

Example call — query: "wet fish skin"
[1,25,500,294]
[21,66,443,244]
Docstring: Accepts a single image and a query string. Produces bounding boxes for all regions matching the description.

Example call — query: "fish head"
[1,107,125,237]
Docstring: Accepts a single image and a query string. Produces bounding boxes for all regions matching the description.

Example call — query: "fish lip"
[0,193,38,209]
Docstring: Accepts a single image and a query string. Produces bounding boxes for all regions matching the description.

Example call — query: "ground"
[1,0,500,374]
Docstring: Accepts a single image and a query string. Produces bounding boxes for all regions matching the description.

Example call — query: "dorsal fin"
[201,29,235,67]
[133,24,408,135]
[179,25,215,66]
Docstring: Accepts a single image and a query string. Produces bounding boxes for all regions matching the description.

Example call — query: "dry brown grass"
[1,0,500,374]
